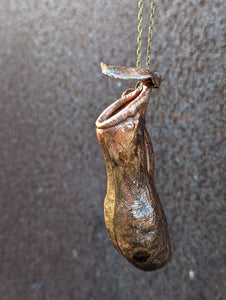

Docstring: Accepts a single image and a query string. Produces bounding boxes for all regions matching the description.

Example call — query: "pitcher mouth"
[96,84,151,129]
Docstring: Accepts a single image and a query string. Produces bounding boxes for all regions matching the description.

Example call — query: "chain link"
[146,0,155,69]
[136,0,143,68]
[136,0,156,70]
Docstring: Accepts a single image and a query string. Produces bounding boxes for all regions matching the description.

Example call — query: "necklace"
[95,0,171,272]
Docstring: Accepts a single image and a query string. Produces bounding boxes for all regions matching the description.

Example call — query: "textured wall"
[0,0,225,299]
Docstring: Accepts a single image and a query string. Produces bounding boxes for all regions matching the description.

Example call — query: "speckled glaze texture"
[96,66,171,271]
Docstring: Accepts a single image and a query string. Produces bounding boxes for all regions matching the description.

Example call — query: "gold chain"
[136,0,156,70]
[146,0,155,69]
[136,0,144,68]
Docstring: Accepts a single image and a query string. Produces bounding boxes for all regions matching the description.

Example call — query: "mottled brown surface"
[96,82,171,271]
[0,0,225,299]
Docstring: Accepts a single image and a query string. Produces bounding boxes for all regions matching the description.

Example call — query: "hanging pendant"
[96,63,171,271]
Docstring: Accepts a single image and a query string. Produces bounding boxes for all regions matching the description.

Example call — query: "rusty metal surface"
[0,0,225,299]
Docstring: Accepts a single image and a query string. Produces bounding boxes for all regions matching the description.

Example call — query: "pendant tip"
[100,62,108,74]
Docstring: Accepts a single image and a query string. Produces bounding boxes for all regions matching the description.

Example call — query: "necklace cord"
[146,0,155,69]
[136,0,156,70]
[136,0,144,68]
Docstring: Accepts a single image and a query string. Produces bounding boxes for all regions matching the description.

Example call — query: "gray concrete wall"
[0,1,225,299]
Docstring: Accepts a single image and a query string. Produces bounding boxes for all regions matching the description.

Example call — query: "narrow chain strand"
[146,0,156,69]
[136,0,143,68]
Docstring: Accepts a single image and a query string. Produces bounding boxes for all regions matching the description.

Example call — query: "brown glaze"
[96,64,171,271]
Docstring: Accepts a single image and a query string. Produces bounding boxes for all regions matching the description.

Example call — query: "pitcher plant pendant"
[95,63,171,271]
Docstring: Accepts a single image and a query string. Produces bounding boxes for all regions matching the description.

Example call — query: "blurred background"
[0,0,225,299]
